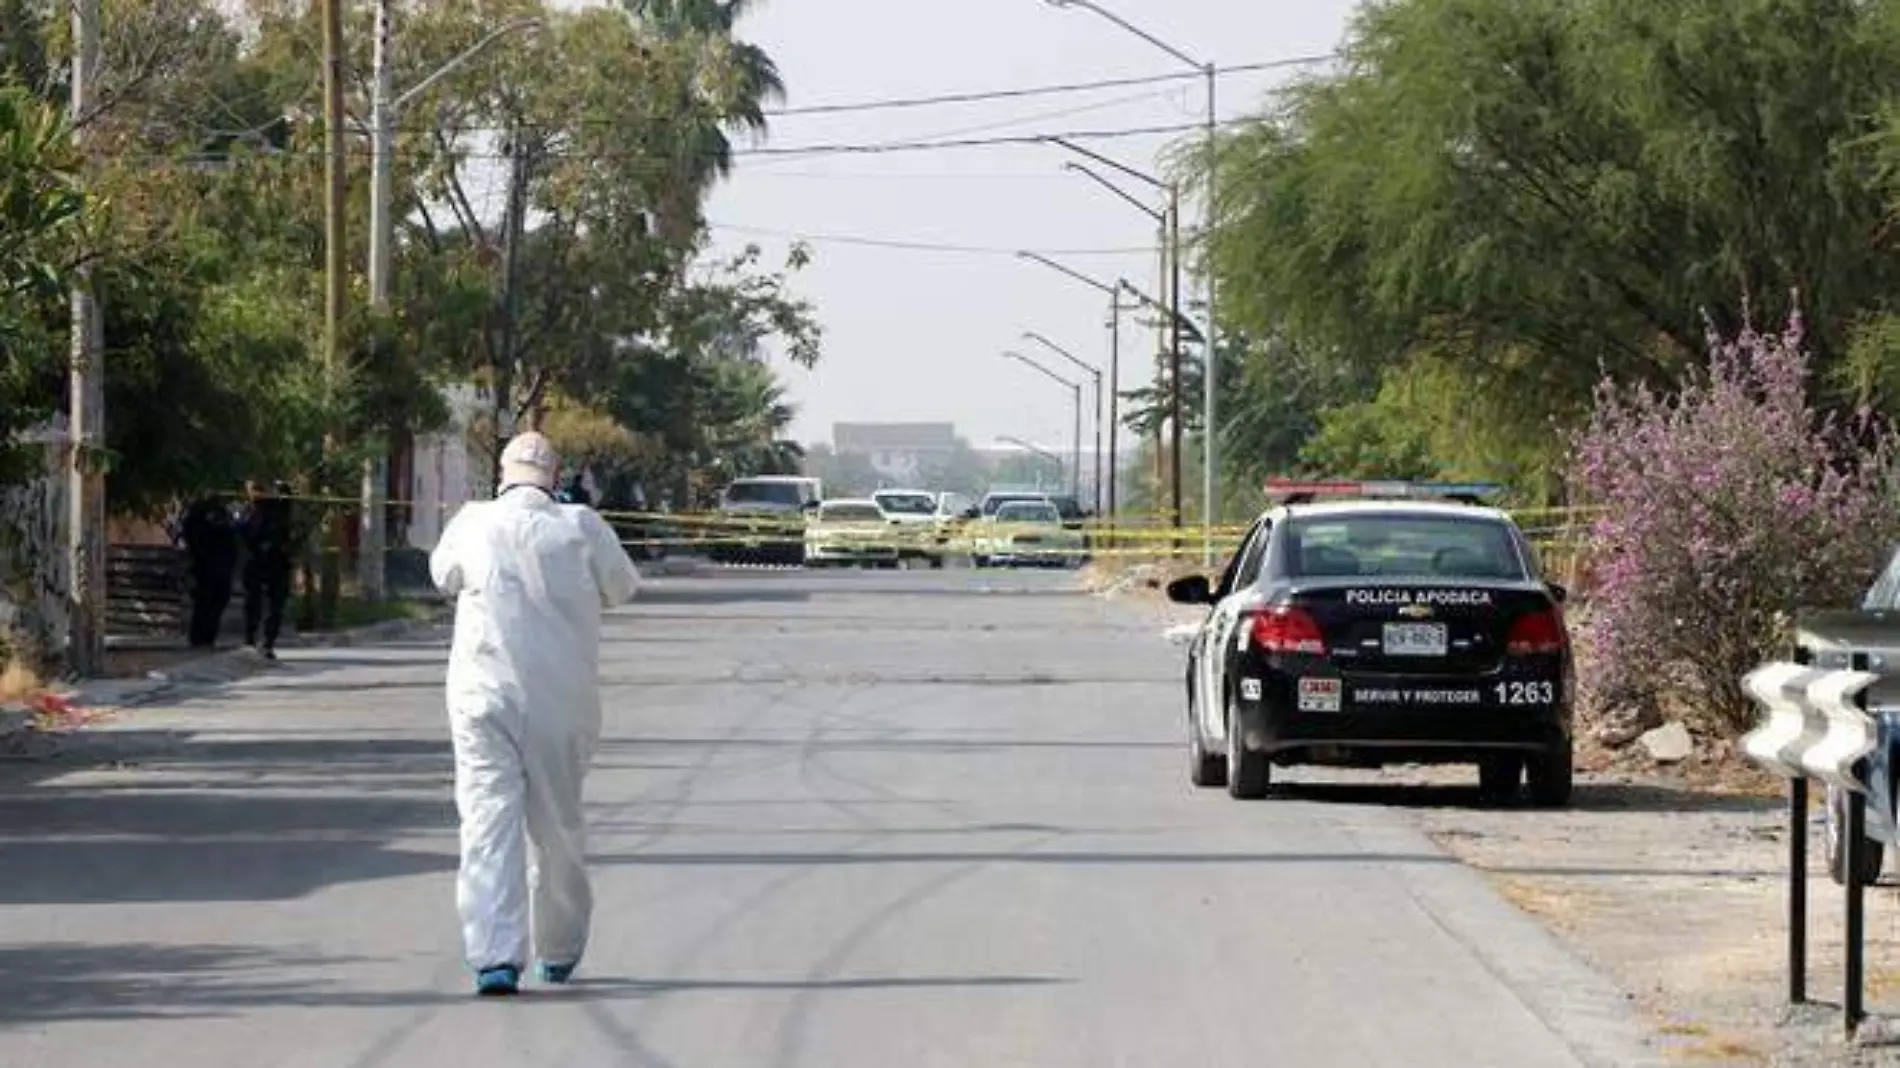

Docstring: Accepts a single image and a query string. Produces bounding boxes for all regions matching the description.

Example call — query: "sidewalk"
[0,606,453,768]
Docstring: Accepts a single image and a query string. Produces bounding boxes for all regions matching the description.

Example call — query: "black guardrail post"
[1791,775,1809,1005]
[1846,785,1867,1036]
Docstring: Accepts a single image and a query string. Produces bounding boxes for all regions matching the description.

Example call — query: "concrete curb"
[1348,818,1669,1067]
[65,606,451,712]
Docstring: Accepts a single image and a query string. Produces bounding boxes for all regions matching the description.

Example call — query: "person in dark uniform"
[239,479,295,659]
[560,472,591,507]
[180,494,239,648]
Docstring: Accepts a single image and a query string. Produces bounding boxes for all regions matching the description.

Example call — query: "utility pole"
[1069,380,1082,502]
[1167,185,1184,532]
[1106,293,1121,524]
[1200,62,1220,564]
[360,14,541,591]
[66,0,104,676]
[360,0,395,602]
[493,133,530,487]
[319,0,347,624]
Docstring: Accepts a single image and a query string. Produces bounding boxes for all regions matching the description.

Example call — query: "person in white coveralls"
[429,431,641,996]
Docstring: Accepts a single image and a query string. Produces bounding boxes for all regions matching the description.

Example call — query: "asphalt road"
[0,567,1660,1068]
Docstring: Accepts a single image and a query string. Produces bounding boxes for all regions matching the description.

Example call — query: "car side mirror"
[1166,574,1214,606]
[1546,581,1569,605]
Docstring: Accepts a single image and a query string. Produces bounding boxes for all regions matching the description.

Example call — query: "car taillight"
[1507,608,1567,656]
[1251,606,1327,655]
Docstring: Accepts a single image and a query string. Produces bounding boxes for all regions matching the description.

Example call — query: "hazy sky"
[702,0,1364,455]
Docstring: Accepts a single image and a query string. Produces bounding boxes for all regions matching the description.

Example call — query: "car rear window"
[726,481,805,506]
[819,503,884,522]
[874,493,936,515]
[982,494,1046,516]
[997,502,1060,524]
[1282,513,1526,580]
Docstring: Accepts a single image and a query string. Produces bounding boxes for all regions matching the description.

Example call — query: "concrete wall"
[406,384,486,552]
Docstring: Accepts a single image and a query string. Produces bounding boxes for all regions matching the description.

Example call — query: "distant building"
[832,422,959,484]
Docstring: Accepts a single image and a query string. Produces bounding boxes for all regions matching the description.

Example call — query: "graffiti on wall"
[0,424,71,659]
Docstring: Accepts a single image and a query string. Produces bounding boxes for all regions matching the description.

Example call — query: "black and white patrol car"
[1168,481,1574,805]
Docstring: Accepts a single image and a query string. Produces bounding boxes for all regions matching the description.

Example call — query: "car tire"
[1525,746,1573,808]
[1225,696,1270,800]
[972,555,989,568]
[1478,756,1523,801]
[1826,786,1886,887]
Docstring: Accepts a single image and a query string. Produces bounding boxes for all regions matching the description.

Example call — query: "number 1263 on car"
[1496,680,1555,705]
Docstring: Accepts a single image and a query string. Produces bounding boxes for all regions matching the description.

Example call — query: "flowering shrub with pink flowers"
[1571,307,1900,733]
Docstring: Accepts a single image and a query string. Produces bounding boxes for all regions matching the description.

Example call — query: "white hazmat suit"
[430,434,640,978]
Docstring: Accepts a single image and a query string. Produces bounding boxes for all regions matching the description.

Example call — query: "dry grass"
[0,658,44,703]
[1670,1035,1769,1065]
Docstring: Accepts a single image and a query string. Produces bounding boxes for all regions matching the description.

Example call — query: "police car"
[1168,480,1574,805]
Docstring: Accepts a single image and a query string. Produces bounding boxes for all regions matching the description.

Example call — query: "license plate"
[1298,677,1341,712]
[1383,622,1447,657]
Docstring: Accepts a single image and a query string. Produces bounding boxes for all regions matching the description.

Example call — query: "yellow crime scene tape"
[214,491,1598,548]
[216,485,1598,562]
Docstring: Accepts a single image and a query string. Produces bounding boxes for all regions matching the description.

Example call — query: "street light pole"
[1050,144,1187,528]
[1000,351,1083,501]
[1014,252,1129,525]
[997,435,1065,489]
[1042,0,1217,543]
[1022,331,1103,518]
[360,10,543,600]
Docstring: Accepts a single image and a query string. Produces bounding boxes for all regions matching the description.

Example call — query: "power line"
[193,52,1340,141]
[122,119,1221,166]
[709,222,1155,258]
[757,54,1338,118]
[732,121,1204,159]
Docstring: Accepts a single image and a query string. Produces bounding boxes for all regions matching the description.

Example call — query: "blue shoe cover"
[476,965,521,996]
[538,962,576,985]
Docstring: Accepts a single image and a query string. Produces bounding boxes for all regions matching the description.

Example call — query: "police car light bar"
[1264,479,1506,503]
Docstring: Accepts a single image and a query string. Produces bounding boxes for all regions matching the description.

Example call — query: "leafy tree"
[1198,0,1900,488]
[0,86,81,484]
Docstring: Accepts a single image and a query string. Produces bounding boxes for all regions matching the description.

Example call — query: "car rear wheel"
[1525,746,1573,808]
[1225,697,1270,800]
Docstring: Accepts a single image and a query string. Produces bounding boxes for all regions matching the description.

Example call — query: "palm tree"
[702,358,803,476]
[622,0,784,183]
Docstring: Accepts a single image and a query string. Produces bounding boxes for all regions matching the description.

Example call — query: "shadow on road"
[0,735,455,905]
[0,942,457,1028]
[1269,779,1777,815]
[629,587,812,606]
[591,848,1456,868]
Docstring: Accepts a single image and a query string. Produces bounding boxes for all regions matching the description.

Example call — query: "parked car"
[804,499,903,568]
[1796,543,1900,885]
[1166,480,1574,804]
[871,489,946,568]
[711,476,820,565]
[972,500,1085,568]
